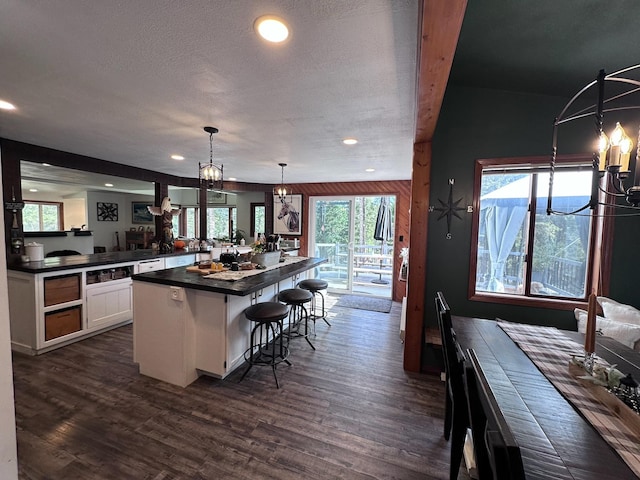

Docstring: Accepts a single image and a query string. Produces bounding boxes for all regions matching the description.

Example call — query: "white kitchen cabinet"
[8,262,134,355]
[86,278,133,330]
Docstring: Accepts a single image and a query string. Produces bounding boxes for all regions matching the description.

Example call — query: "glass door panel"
[309,197,354,292]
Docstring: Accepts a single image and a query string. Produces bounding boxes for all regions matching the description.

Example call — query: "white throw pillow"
[574,308,640,350]
[596,296,640,326]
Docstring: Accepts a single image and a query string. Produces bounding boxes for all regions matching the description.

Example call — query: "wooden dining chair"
[435,291,469,480]
[465,348,525,480]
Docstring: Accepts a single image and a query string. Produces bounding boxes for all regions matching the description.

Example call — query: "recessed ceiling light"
[365,168,375,172]
[29,189,38,192]
[171,154,184,161]
[228,177,237,181]
[41,163,50,167]
[104,183,113,187]
[0,100,16,110]
[255,15,289,43]
[343,138,358,145]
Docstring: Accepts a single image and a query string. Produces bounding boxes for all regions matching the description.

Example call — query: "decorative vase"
[251,251,281,267]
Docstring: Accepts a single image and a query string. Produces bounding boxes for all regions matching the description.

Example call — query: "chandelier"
[548,65,640,216]
[199,126,223,190]
[547,65,640,359]
[274,162,291,202]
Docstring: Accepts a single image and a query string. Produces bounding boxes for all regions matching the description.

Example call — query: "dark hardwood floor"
[12,295,470,479]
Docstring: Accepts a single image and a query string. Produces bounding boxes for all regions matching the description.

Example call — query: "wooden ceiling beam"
[414,0,467,143]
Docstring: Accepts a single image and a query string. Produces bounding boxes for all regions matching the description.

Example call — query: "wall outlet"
[170,286,184,301]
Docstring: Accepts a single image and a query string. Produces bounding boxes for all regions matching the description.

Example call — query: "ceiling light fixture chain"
[200,126,223,191]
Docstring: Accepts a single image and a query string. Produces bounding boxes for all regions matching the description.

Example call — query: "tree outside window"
[22,201,63,231]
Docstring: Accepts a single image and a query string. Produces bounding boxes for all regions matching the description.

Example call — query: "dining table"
[452,315,640,480]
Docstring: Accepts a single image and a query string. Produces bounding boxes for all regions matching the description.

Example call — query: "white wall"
[86,191,155,250]
[63,194,87,229]
[0,154,19,479]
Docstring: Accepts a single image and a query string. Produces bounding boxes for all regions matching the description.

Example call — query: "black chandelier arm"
[602,175,628,196]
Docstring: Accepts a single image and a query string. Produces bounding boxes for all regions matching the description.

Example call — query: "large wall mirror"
[20,161,265,252]
[20,161,154,253]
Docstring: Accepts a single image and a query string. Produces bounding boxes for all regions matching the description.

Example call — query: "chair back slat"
[435,291,464,382]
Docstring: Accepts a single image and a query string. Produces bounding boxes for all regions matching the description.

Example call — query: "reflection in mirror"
[20,161,155,252]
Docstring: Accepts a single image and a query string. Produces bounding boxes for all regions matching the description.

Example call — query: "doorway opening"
[309,195,395,299]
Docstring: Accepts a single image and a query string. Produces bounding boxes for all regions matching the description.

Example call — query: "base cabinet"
[8,252,222,355]
[86,279,133,329]
[133,281,252,387]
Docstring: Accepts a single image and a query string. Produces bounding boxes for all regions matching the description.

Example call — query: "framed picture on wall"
[273,194,302,235]
[132,202,154,224]
[97,202,118,221]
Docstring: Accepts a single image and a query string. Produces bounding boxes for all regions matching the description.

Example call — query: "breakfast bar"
[131,256,326,387]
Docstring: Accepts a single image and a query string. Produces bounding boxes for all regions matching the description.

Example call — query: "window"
[251,203,266,238]
[22,201,63,231]
[179,207,199,238]
[206,207,236,240]
[470,156,605,305]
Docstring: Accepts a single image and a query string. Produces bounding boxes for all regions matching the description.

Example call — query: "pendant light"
[199,126,223,190]
[274,162,291,202]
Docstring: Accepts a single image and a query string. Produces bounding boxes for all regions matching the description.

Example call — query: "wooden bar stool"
[240,302,291,388]
[278,288,315,350]
[297,278,331,330]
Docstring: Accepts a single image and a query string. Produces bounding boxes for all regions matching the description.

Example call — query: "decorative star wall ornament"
[429,178,470,239]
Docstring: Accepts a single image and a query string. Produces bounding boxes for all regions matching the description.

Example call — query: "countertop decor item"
[251,251,281,267]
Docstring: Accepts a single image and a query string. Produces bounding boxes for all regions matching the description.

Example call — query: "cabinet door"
[194,292,228,376]
[225,294,252,374]
[86,279,133,329]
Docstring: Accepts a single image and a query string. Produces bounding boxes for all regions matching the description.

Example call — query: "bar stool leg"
[301,304,315,350]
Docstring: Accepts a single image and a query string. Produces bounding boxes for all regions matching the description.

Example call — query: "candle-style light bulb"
[598,132,609,171]
[620,135,633,172]
[609,122,626,167]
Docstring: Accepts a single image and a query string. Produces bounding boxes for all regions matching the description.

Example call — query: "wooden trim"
[405,142,431,372]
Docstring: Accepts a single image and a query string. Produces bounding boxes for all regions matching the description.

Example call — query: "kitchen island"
[131,256,326,387]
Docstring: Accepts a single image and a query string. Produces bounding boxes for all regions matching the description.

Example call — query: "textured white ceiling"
[0,0,420,186]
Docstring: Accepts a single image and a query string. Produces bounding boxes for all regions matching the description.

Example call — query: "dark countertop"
[8,249,203,274]
[131,257,326,296]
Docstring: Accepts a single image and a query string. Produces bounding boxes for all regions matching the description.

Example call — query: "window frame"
[22,200,64,232]
[250,202,266,238]
[468,155,612,311]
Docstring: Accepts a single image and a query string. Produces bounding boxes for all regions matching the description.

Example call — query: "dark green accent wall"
[426,86,596,333]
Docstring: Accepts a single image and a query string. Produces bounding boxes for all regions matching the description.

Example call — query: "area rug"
[335,294,392,313]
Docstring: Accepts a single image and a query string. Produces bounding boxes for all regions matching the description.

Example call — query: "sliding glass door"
[309,197,354,293]
[309,195,395,298]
